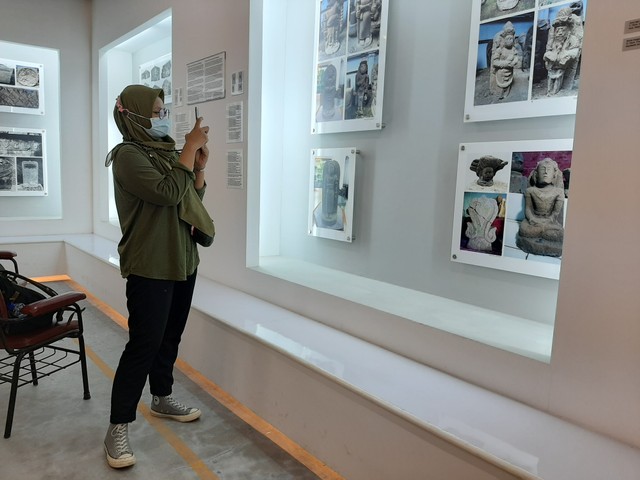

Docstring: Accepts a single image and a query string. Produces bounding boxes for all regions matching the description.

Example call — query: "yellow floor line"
[62,278,345,480]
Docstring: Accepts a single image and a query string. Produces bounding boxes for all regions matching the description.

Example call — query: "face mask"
[145,117,171,138]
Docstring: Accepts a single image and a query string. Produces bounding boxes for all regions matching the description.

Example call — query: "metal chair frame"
[0,251,90,438]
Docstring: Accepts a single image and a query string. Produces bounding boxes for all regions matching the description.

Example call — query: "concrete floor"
[0,280,329,479]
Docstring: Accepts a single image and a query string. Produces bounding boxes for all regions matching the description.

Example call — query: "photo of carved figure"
[480,0,535,22]
[505,149,571,260]
[344,52,378,119]
[532,1,586,99]
[16,157,43,192]
[474,14,534,106]
[460,192,506,256]
[315,58,345,122]
[308,148,356,243]
[465,154,510,192]
[347,0,383,54]
[318,0,348,61]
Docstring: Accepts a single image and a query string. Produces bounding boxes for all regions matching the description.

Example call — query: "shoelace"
[164,396,191,413]
[110,424,132,455]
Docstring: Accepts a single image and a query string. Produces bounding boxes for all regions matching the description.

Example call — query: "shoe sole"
[150,408,201,423]
[104,444,136,468]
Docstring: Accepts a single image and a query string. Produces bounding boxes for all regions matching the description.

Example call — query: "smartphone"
[195,106,199,120]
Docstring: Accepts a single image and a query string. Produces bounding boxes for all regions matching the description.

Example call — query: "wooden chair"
[0,251,90,438]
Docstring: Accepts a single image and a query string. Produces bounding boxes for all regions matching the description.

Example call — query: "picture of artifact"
[516,158,565,257]
[321,63,339,120]
[0,64,15,85]
[470,155,508,187]
[16,66,39,87]
[490,21,521,100]
[355,59,369,117]
[312,157,349,230]
[322,0,344,56]
[354,0,379,48]
[543,7,584,96]
[465,196,499,252]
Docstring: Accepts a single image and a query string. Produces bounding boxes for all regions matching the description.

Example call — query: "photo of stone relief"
[312,0,388,134]
[139,53,172,105]
[0,128,47,196]
[308,147,356,243]
[465,0,587,122]
[0,59,44,115]
[452,139,573,280]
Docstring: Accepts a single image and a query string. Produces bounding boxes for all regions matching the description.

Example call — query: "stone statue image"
[516,158,565,257]
[543,7,584,96]
[355,59,370,117]
[490,21,521,100]
[465,196,499,252]
[354,0,380,48]
[470,155,509,187]
[321,64,338,120]
[323,0,343,56]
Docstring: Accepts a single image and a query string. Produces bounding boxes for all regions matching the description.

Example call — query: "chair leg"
[28,351,38,386]
[5,353,25,439]
[77,335,91,400]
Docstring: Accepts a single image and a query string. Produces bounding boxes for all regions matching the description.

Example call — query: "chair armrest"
[20,292,86,317]
[0,251,17,260]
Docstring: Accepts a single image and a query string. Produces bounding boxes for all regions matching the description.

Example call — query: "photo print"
[452,139,573,279]
[0,58,44,114]
[139,53,172,105]
[308,147,357,243]
[465,0,588,122]
[0,128,47,195]
[312,0,388,134]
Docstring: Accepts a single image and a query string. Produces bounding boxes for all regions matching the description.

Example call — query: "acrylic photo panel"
[464,0,588,122]
[0,59,44,115]
[451,139,573,279]
[308,147,357,242]
[0,127,47,196]
[311,0,388,134]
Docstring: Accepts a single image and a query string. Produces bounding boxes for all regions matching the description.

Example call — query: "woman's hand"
[194,144,209,172]
[185,117,209,150]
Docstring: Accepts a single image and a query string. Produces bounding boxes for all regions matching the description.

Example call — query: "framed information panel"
[0,127,47,196]
[311,0,389,134]
[451,138,573,279]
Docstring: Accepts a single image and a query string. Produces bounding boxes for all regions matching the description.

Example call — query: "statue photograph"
[473,15,533,106]
[460,193,506,255]
[532,2,585,99]
[319,0,347,60]
[515,158,566,257]
[465,155,510,192]
[347,0,382,54]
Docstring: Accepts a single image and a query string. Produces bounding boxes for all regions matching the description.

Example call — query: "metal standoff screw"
[452,254,457,260]
[461,145,466,151]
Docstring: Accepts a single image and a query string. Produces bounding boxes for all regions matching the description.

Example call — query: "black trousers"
[109,271,197,424]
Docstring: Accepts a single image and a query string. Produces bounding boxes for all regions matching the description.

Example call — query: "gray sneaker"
[104,423,136,468]
[150,395,201,422]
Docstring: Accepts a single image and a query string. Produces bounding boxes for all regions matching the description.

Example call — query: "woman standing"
[103,84,214,468]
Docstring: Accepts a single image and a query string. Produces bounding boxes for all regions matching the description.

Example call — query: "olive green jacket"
[111,143,204,281]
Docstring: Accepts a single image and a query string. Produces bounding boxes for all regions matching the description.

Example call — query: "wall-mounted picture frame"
[0,127,47,196]
[311,0,388,134]
[139,53,172,105]
[464,0,588,122]
[0,58,44,115]
[451,138,573,279]
[308,147,357,242]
